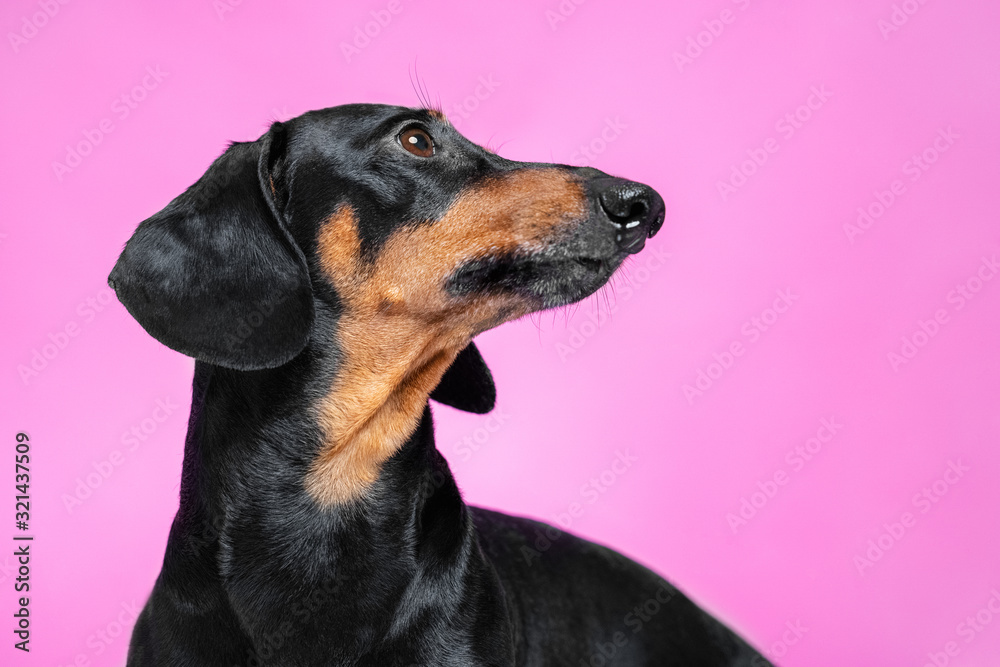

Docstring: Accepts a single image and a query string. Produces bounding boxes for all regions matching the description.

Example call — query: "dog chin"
[532,256,625,308]
[446,252,624,310]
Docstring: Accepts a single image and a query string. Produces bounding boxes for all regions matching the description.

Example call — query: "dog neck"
[303,309,468,507]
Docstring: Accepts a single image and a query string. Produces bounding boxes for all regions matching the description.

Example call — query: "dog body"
[111,104,768,666]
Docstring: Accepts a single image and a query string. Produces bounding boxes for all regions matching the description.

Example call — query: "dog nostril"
[616,202,649,228]
[602,200,650,231]
[600,188,642,221]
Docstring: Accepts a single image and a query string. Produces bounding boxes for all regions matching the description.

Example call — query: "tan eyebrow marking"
[426,108,448,123]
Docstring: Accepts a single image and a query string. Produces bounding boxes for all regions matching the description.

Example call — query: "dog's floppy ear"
[108,123,314,370]
[430,342,496,414]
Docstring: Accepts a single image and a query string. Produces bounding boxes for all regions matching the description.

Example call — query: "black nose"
[596,179,665,254]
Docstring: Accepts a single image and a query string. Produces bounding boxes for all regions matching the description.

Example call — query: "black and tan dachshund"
[109,103,771,666]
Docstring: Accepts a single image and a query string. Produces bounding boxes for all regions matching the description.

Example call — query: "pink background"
[2,1,999,665]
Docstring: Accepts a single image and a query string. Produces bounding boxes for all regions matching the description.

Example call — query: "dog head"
[110,104,663,410]
[110,104,663,502]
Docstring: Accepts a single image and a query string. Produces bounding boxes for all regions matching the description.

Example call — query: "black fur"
[111,103,771,666]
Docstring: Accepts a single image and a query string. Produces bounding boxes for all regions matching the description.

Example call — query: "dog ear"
[430,342,496,414]
[108,123,314,370]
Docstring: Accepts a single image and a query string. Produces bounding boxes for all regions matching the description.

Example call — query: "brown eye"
[398,127,434,157]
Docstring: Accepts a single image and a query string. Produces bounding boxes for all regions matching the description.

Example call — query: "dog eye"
[398,127,435,158]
